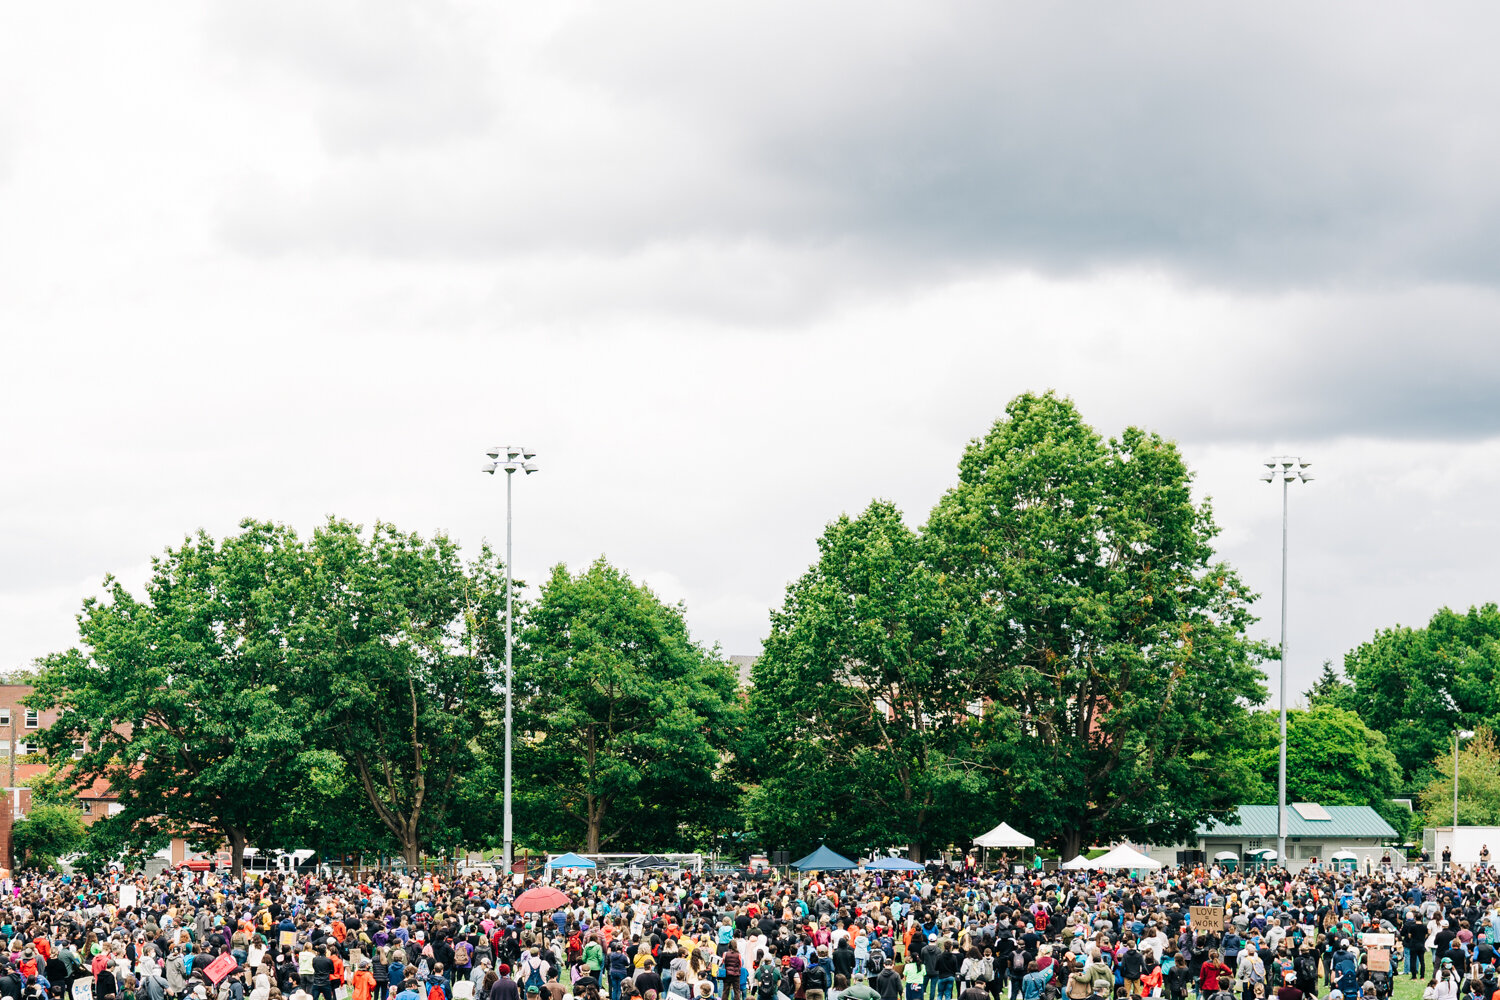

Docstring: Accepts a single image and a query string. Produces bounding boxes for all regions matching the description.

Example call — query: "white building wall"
[1427,826,1500,864]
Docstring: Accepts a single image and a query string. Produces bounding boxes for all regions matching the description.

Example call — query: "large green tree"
[1416,727,1500,827]
[923,392,1269,858]
[510,559,739,853]
[30,522,333,877]
[744,500,986,859]
[1238,705,1405,830]
[294,520,504,866]
[10,803,86,870]
[1342,605,1500,786]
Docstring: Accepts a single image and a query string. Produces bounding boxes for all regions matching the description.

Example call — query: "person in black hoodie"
[935,946,962,1000]
[833,944,857,983]
[0,969,22,1000]
[877,966,904,1000]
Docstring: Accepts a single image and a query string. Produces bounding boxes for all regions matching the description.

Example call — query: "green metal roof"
[1198,804,1397,839]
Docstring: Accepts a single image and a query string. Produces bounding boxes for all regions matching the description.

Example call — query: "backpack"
[1333,954,1358,996]
[1013,952,1026,973]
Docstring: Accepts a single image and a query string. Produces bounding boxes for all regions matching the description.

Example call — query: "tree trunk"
[227,827,248,880]
[1061,829,1084,861]
[402,835,421,869]
[907,843,924,862]
[586,795,602,854]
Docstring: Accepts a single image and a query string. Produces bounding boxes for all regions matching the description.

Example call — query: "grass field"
[1391,971,1425,1000]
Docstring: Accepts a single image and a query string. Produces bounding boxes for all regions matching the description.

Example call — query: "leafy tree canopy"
[923,392,1269,858]
[512,558,740,854]
[30,521,335,877]
[11,803,86,871]
[1237,705,1407,834]
[1417,727,1500,828]
[745,500,985,859]
[1342,604,1500,786]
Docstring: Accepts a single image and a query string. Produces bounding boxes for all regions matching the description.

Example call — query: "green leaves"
[291,519,506,864]
[30,521,320,876]
[1342,604,1500,786]
[1236,705,1402,814]
[747,392,1269,860]
[30,517,509,871]
[747,499,981,858]
[10,802,86,870]
[1416,727,1500,827]
[924,392,1269,855]
[510,559,739,853]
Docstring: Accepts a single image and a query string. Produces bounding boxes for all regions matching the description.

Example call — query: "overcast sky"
[4,2,1499,707]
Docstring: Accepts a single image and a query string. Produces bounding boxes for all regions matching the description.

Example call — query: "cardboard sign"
[203,952,238,985]
[1424,875,1437,889]
[1190,906,1225,932]
[1362,933,1395,949]
[71,979,94,1000]
[119,885,138,908]
[1367,948,1390,973]
[280,930,297,948]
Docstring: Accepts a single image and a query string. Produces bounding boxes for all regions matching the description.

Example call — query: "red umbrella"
[513,885,572,912]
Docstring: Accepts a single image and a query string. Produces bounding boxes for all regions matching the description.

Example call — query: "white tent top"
[1330,850,1358,860]
[1213,851,1239,861]
[1061,854,1093,870]
[974,821,1036,848]
[1090,844,1163,870]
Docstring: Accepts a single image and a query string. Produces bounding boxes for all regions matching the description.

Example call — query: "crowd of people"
[0,857,1497,1000]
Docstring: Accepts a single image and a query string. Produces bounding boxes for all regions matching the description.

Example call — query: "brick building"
[0,683,119,866]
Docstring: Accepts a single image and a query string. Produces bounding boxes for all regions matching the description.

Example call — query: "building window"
[0,710,10,726]
[24,709,38,729]
[81,801,93,815]
[15,742,30,757]
[72,742,85,760]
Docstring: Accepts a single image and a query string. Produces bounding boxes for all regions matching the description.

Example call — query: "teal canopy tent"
[790,845,857,871]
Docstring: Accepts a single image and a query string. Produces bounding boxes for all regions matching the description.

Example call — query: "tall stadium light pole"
[1260,456,1312,867]
[483,445,539,880]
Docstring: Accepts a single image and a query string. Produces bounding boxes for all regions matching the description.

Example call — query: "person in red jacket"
[1198,954,1231,998]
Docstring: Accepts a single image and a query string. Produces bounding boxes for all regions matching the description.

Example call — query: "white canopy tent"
[1089,844,1163,870]
[1060,854,1093,870]
[1330,850,1358,860]
[974,822,1036,848]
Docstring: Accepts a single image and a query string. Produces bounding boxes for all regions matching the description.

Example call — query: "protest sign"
[1190,906,1225,931]
[1367,948,1391,973]
[203,952,238,984]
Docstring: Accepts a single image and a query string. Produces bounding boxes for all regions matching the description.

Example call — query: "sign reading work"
[1190,906,1225,931]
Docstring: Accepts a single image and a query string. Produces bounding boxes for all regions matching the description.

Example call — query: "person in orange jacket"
[1141,960,1163,997]
[352,960,378,1000]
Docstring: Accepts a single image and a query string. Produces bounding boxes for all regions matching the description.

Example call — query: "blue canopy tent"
[865,857,924,871]
[790,845,858,871]
[548,852,597,869]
